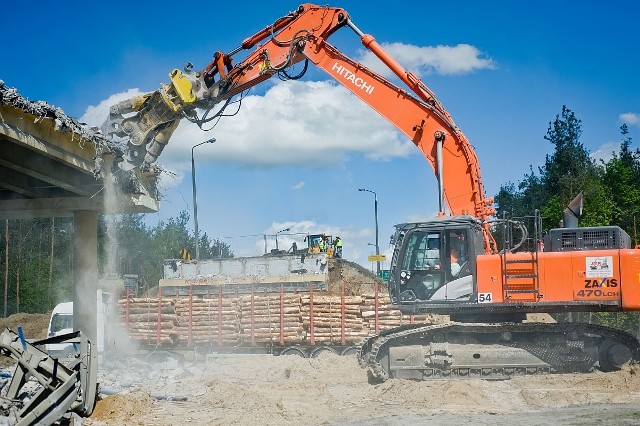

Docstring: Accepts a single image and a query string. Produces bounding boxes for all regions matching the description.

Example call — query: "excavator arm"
[102,3,496,251]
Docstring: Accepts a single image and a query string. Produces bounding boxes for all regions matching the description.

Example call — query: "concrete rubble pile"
[0,81,121,162]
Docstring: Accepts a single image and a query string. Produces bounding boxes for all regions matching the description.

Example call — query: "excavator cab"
[388,216,485,306]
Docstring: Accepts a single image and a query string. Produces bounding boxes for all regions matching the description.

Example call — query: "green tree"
[496,106,614,231]
[199,233,234,259]
[0,208,240,314]
[0,217,74,315]
[602,124,640,244]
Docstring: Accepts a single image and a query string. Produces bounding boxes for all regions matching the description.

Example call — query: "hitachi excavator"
[102,4,640,380]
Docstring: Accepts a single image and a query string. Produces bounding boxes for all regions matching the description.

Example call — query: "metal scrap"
[0,328,97,425]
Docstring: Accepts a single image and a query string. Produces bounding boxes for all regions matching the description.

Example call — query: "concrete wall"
[159,253,329,295]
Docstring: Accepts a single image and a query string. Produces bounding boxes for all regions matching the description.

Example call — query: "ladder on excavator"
[501,211,542,301]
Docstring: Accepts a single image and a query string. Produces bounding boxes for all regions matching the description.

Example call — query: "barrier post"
[251,285,255,346]
[374,283,379,334]
[156,287,162,346]
[279,283,284,346]
[218,286,223,346]
[188,284,193,347]
[341,282,346,345]
[309,283,315,346]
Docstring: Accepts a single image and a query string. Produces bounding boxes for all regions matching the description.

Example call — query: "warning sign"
[368,255,386,262]
[586,256,613,278]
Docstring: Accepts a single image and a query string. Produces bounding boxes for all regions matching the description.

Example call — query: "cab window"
[50,313,73,333]
[447,229,470,279]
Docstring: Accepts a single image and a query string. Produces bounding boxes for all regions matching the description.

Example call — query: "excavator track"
[357,322,640,381]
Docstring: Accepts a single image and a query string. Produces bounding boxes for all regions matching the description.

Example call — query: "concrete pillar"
[73,210,98,346]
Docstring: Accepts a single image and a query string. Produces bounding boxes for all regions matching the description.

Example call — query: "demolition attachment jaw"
[101,65,228,171]
[100,90,181,171]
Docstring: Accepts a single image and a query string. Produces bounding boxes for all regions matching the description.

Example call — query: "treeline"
[495,105,640,334]
[0,211,232,316]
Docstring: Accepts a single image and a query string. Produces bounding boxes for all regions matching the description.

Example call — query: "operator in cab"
[450,248,461,276]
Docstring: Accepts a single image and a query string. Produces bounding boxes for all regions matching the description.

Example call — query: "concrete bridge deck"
[0,81,161,349]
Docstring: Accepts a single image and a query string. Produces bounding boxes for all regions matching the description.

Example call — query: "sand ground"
[85,352,640,425]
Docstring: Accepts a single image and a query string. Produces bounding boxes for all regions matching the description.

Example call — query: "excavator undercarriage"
[358,321,640,381]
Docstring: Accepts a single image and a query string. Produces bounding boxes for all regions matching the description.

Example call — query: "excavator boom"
[101,3,496,251]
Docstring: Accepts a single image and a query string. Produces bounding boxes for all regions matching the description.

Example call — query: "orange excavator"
[102,4,640,379]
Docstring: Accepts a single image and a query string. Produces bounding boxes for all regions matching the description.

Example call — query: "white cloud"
[357,43,496,78]
[291,181,305,190]
[166,80,413,169]
[80,88,145,127]
[82,80,414,173]
[620,113,640,127]
[591,141,619,163]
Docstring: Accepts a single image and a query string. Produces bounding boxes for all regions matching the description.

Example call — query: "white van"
[45,302,75,358]
[46,290,112,358]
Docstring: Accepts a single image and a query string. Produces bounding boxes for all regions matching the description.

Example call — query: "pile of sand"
[0,312,50,339]
[91,393,155,424]
[327,258,383,296]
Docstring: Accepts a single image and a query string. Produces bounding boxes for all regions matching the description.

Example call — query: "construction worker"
[334,236,343,258]
[318,237,326,252]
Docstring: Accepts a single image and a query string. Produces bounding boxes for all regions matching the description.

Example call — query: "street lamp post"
[275,227,291,251]
[359,188,380,276]
[367,243,376,273]
[192,138,216,268]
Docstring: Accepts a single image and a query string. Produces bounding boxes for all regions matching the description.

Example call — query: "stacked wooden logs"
[117,298,178,346]
[361,292,438,332]
[238,294,305,344]
[118,288,441,347]
[301,295,368,344]
[174,297,241,345]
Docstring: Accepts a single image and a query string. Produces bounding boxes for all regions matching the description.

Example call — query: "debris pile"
[0,81,120,157]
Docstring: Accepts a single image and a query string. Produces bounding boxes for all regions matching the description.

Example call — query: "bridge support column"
[73,210,98,346]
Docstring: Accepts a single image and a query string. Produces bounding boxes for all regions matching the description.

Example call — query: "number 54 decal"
[477,293,493,303]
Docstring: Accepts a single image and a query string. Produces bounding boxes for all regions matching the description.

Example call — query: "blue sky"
[2,1,639,269]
